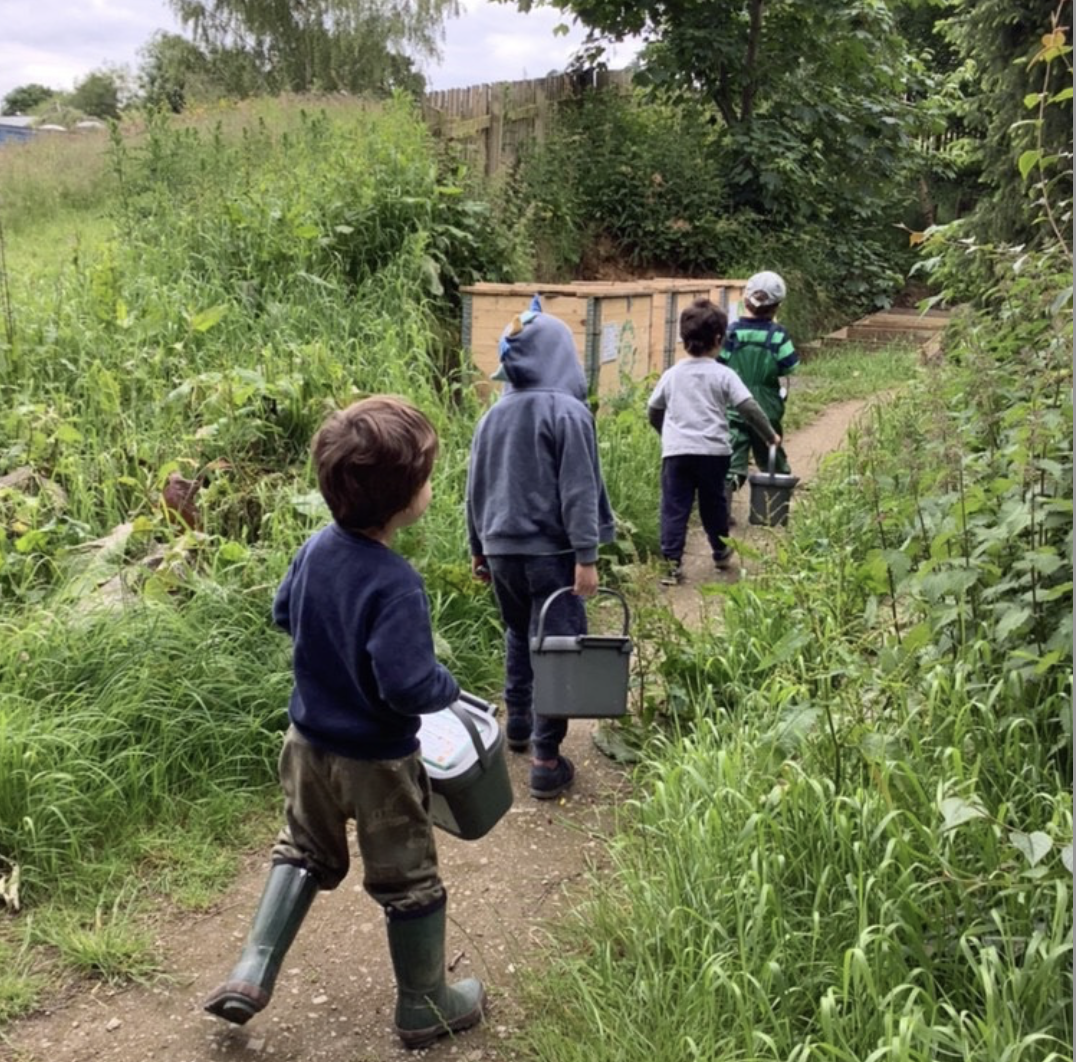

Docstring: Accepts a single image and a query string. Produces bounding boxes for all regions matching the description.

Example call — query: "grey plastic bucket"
[530,587,632,719]
[748,445,799,527]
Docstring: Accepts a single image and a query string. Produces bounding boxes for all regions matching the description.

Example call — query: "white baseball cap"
[744,271,787,309]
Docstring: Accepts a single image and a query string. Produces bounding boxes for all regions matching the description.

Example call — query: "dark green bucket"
[419,693,512,840]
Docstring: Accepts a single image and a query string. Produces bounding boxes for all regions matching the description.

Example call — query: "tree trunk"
[741,0,764,121]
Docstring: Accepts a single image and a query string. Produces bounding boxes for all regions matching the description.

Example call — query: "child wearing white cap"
[721,271,799,496]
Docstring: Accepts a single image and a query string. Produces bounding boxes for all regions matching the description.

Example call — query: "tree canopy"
[514,0,933,226]
[167,0,457,96]
[2,83,56,115]
[69,70,126,120]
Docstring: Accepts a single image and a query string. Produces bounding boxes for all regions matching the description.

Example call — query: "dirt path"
[661,397,876,624]
[1,397,881,1062]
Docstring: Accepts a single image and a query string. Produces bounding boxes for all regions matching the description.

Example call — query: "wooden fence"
[421,68,632,176]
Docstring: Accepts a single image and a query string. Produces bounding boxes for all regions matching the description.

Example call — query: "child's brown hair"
[313,396,438,532]
[679,298,729,356]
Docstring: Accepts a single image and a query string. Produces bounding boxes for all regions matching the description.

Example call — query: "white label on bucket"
[418,702,494,778]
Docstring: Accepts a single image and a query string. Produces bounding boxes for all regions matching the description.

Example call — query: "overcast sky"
[0,0,641,106]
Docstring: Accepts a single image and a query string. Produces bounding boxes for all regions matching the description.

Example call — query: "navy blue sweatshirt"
[466,310,615,563]
[273,523,460,760]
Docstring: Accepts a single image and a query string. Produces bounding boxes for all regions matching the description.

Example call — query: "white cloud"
[425,1,640,89]
[0,0,180,102]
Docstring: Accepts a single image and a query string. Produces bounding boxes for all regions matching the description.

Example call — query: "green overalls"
[721,318,799,484]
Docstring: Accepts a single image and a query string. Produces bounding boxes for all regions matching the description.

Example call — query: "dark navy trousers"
[486,553,585,761]
[660,453,732,563]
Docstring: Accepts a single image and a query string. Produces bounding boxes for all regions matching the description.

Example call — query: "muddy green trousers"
[271,726,444,914]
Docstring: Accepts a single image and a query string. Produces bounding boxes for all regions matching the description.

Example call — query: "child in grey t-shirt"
[647,298,779,584]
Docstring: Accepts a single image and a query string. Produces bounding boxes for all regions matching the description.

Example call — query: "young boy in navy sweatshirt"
[466,300,615,800]
[204,396,485,1050]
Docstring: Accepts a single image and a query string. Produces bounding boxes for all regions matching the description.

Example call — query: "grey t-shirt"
[647,355,753,457]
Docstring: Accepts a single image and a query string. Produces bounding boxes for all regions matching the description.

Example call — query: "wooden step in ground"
[801,306,952,359]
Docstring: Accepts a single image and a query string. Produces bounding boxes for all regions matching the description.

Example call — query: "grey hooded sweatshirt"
[466,311,615,564]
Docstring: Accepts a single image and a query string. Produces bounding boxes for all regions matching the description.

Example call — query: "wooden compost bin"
[643,278,749,370]
[461,282,655,398]
[461,279,749,396]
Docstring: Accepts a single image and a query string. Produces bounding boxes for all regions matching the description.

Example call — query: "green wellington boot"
[203,862,319,1025]
[386,903,487,1049]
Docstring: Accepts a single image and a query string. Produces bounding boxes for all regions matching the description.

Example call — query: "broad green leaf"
[1051,286,1074,314]
[54,423,83,444]
[771,704,820,753]
[883,548,912,582]
[293,223,320,239]
[143,574,173,603]
[1061,845,1073,874]
[217,541,249,563]
[419,255,444,297]
[901,622,931,653]
[1023,551,1065,576]
[994,605,1032,639]
[758,629,812,668]
[920,567,979,600]
[1028,650,1061,675]
[859,549,889,593]
[859,731,901,763]
[940,795,987,831]
[190,304,229,333]
[1009,830,1052,867]
[1017,149,1042,179]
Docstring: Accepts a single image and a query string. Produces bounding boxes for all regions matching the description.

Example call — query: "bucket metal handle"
[767,443,777,480]
[444,701,491,770]
[533,585,630,651]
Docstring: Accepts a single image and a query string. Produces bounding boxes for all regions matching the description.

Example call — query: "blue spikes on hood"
[490,295,587,402]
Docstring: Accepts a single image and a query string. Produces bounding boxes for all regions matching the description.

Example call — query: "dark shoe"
[529,755,575,800]
[713,547,735,570]
[386,902,487,1050]
[204,863,319,1025]
[660,560,684,586]
[505,712,532,753]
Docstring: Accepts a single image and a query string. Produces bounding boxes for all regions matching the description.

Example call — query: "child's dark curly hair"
[679,298,728,356]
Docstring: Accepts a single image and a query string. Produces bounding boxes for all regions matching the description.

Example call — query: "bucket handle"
[533,585,630,651]
[444,701,491,771]
[457,689,497,716]
[766,443,777,480]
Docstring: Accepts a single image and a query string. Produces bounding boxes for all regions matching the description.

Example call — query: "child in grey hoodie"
[466,298,615,799]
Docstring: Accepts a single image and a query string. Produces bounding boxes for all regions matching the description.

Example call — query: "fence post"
[486,86,503,177]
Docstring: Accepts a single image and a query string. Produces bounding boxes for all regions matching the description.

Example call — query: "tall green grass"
[0,98,517,916]
[0,586,289,894]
